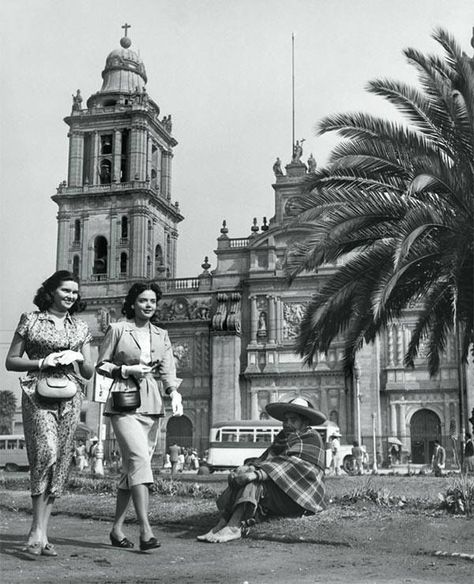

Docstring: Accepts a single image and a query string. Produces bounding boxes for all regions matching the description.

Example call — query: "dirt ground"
[1,504,472,584]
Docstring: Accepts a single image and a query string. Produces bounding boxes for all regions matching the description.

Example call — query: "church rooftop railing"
[161,277,200,292]
[229,238,249,248]
[59,180,154,195]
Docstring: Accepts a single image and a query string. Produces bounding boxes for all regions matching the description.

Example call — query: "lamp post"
[94,402,105,477]
[371,412,378,473]
[354,362,362,445]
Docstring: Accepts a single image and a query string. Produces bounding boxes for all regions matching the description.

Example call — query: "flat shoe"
[23,542,42,557]
[41,543,57,557]
[139,536,161,551]
[109,533,134,549]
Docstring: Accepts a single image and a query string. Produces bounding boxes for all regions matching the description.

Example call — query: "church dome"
[100,35,147,94]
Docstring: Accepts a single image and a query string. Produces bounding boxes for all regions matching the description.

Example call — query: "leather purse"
[111,390,141,412]
[36,375,77,401]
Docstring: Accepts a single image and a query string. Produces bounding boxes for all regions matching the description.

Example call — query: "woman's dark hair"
[33,270,85,314]
[122,281,162,319]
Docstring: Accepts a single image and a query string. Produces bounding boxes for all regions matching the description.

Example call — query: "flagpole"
[292,33,295,153]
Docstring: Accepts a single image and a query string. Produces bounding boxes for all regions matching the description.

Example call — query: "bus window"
[7,440,17,450]
[19,440,25,449]
[221,431,238,442]
[0,440,5,450]
[255,430,273,443]
[238,432,254,443]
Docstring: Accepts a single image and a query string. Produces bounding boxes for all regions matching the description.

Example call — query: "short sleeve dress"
[15,311,92,497]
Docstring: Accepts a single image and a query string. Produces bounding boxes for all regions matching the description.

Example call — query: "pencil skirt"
[111,413,160,490]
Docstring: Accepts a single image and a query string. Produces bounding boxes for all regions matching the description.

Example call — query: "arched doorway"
[410,409,441,464]
[166,416,193,452]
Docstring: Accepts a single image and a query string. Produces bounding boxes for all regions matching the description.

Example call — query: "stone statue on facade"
[257,311,267,337]
[72,89,83,111]
[292,139,305,163]
[272,157,283,177]
[162,115,173,132]
[307,153,317,174]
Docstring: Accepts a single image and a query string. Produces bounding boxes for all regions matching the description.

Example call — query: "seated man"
[197,397,327,543]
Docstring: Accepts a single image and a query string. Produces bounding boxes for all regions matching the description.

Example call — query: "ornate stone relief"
[96,307,112,332]
[282,302,306,340]
[156,297,211,322]
[172,341,191,371]
[211,292,241,332]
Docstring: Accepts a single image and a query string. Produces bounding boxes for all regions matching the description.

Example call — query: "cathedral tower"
[52,26,183,306]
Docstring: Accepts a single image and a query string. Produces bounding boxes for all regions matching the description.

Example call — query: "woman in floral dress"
[5,270,93,557]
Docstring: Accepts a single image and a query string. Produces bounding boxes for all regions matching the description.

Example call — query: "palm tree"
[286,28,474,377]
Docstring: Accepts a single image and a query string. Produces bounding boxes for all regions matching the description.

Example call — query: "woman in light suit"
[97,281,182,552]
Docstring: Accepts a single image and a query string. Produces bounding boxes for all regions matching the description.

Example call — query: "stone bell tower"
[52,25,183,316]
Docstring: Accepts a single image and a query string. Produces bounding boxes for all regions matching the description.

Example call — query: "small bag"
[111,390,141,412]
[36,375,77,401]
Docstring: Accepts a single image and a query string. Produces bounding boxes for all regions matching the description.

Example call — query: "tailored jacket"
[96,320,179,416]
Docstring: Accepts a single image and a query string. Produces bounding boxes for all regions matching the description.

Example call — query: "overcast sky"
[1,0,472,337]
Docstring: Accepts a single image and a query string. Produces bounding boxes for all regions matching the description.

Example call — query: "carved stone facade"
[52,31,473,465]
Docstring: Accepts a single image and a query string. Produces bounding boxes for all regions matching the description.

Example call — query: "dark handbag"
[112,390,141,412]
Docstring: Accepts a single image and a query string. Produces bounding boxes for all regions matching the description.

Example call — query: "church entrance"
[166,415,193,452]
[410,409,441,464]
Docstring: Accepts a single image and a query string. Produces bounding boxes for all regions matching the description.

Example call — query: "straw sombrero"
[265,397,327,426]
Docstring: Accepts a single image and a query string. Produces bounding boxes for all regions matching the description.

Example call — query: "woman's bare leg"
[130,484,154,540]
[111,488,132,540]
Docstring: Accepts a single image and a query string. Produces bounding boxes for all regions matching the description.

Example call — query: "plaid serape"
[254,428,326,513]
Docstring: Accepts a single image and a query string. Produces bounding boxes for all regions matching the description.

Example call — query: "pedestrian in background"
[329,433,341,475]
[75,440,88,472]
[464,433,474,473]
[96,281,183,552]
[431,440,446,477]
[351,440,365,475]
[169,442,180,476]
[5,270,93,557]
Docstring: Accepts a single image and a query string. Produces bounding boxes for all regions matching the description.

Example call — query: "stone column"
[146,133,153,181]
[56,211,70,269]
[397,324,403,366]
[390,402,398,435]
[130,209,147,277]
[211,332,241,421]
[90,131,99,185]
[81,215,89,280]
[388,326,394,366]
[399,398,406,439]
[140,127,148,179]
[275,297,281,343]
[67,131,84,187]
[268,296,276,344]
[129,126,139,180]
[113,130,122,183]
[109,212,118,279]
[161,151,171,199]
[250,296,258,344]
[250,391,259,420]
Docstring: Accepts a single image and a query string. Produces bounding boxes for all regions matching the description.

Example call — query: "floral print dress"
[16,311,91,497]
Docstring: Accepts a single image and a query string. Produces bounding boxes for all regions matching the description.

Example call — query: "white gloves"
[42,350,83,368]
[170,390,183,417]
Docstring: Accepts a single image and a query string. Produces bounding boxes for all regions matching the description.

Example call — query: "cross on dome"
[121,23,131,37]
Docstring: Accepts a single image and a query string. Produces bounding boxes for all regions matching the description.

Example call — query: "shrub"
[438,474,474,516]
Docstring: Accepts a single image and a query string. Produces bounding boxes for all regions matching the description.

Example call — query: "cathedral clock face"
[284,197,300,217]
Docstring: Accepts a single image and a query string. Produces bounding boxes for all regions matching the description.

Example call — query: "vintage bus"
[0,434,29,471]
[204,420,358,473]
